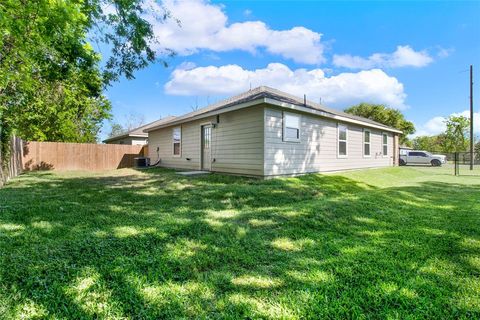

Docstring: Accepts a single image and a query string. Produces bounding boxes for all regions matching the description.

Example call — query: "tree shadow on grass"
[0,169,479,318]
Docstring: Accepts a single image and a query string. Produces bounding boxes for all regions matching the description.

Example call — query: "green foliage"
[345,103,415,144]
[1,167,479,318]
[412,135,434,151]
[412,134,447,152]
[0,0,171,157]
[412,116,471,153]
[86,0,174,84]
[443,115,470,152]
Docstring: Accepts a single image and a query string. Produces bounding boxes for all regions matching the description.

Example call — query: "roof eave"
[102,133,148,143]
[264,98,403,134]
[143,98,267,132]
[143,95,402,135]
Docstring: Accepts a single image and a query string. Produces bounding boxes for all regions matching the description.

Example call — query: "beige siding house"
[145,87,401,177]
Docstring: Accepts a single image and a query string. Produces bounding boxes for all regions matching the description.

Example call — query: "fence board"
[22,141,144,171]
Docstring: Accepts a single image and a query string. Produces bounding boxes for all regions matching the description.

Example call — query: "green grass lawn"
[0,167,479,319]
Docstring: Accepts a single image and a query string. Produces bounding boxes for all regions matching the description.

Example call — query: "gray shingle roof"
[103,115,176,142]
[144,86,401,133]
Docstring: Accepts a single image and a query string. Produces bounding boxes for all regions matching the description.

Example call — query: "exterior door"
[201,125,212,171]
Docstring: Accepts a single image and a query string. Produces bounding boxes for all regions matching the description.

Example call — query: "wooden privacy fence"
[23,141,146,171]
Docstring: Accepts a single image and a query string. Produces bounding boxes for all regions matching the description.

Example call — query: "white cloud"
[165,63,407,109]
[143,0,325,64]
[413,110,480,137]
[333,45,434,69]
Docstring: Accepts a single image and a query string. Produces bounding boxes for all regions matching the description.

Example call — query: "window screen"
[283,113,300,142]
[173,127,181,156]
[338,124,348,157]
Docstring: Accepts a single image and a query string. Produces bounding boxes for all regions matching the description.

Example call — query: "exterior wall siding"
[264,107,394,176]
[148,104,397,177]
[210,105,264,176]
[148,116,215,170]
[148,106,264,176]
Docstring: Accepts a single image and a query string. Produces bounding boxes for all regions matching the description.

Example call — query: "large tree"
[107,113,146,138]
[411,116,471,153]
[442,115,470,152]
[412,135,438,151]
[412,134,449,152]
[344,103,415,145]
[0,0,172,156]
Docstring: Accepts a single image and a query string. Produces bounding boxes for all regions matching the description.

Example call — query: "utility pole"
[470,65,474,170]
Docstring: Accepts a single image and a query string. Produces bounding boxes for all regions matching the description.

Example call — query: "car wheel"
[399,159,406,166]
[431,159,441,167]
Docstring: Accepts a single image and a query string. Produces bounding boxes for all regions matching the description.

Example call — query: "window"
[382,133,388,156]
[363,129,371,157]
[338,124,348,157]
[409,152,427,157]
[173,127,181,156]
[283,112,300,142]
[203,126,211,149]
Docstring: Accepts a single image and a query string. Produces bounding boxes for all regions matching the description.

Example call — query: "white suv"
[400,150,447,167]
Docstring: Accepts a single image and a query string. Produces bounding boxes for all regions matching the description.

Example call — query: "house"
[144,86,402,177]
[103,116,176,145]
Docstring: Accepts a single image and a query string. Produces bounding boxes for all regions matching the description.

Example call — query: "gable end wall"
[264,106,395,176]
[148,106,264,176]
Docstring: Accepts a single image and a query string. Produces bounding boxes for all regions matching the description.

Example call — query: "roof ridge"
[142,86,401,133]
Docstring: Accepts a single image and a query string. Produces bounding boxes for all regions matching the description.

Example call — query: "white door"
[201,125,212,171]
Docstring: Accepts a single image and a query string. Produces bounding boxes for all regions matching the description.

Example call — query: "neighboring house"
[103,116,176,145]
[144,86,402,177]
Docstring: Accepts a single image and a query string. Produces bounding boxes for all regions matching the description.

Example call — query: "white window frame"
[337,123,348,158]
[363,129,371,158]
[172,126,181,157]
[382,132,388,157]
[282,112,301,142]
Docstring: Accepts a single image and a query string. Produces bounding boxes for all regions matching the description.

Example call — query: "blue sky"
[100,0,480,140]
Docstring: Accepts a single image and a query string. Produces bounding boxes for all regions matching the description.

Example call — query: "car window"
[419,152,427,157]
[409,152,418,156]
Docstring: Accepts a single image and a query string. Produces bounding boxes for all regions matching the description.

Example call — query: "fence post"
[454,152,459,176]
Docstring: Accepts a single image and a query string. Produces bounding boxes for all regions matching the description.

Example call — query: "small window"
[338,124,348,157]
[363,129,371,157]
[173,127,181,156]
[283,112,300,142]
[382,133,388,156]
[203,126,211,149]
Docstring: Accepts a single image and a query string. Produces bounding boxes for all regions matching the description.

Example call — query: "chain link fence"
[453,152,480,176]
[399,149,479,176]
